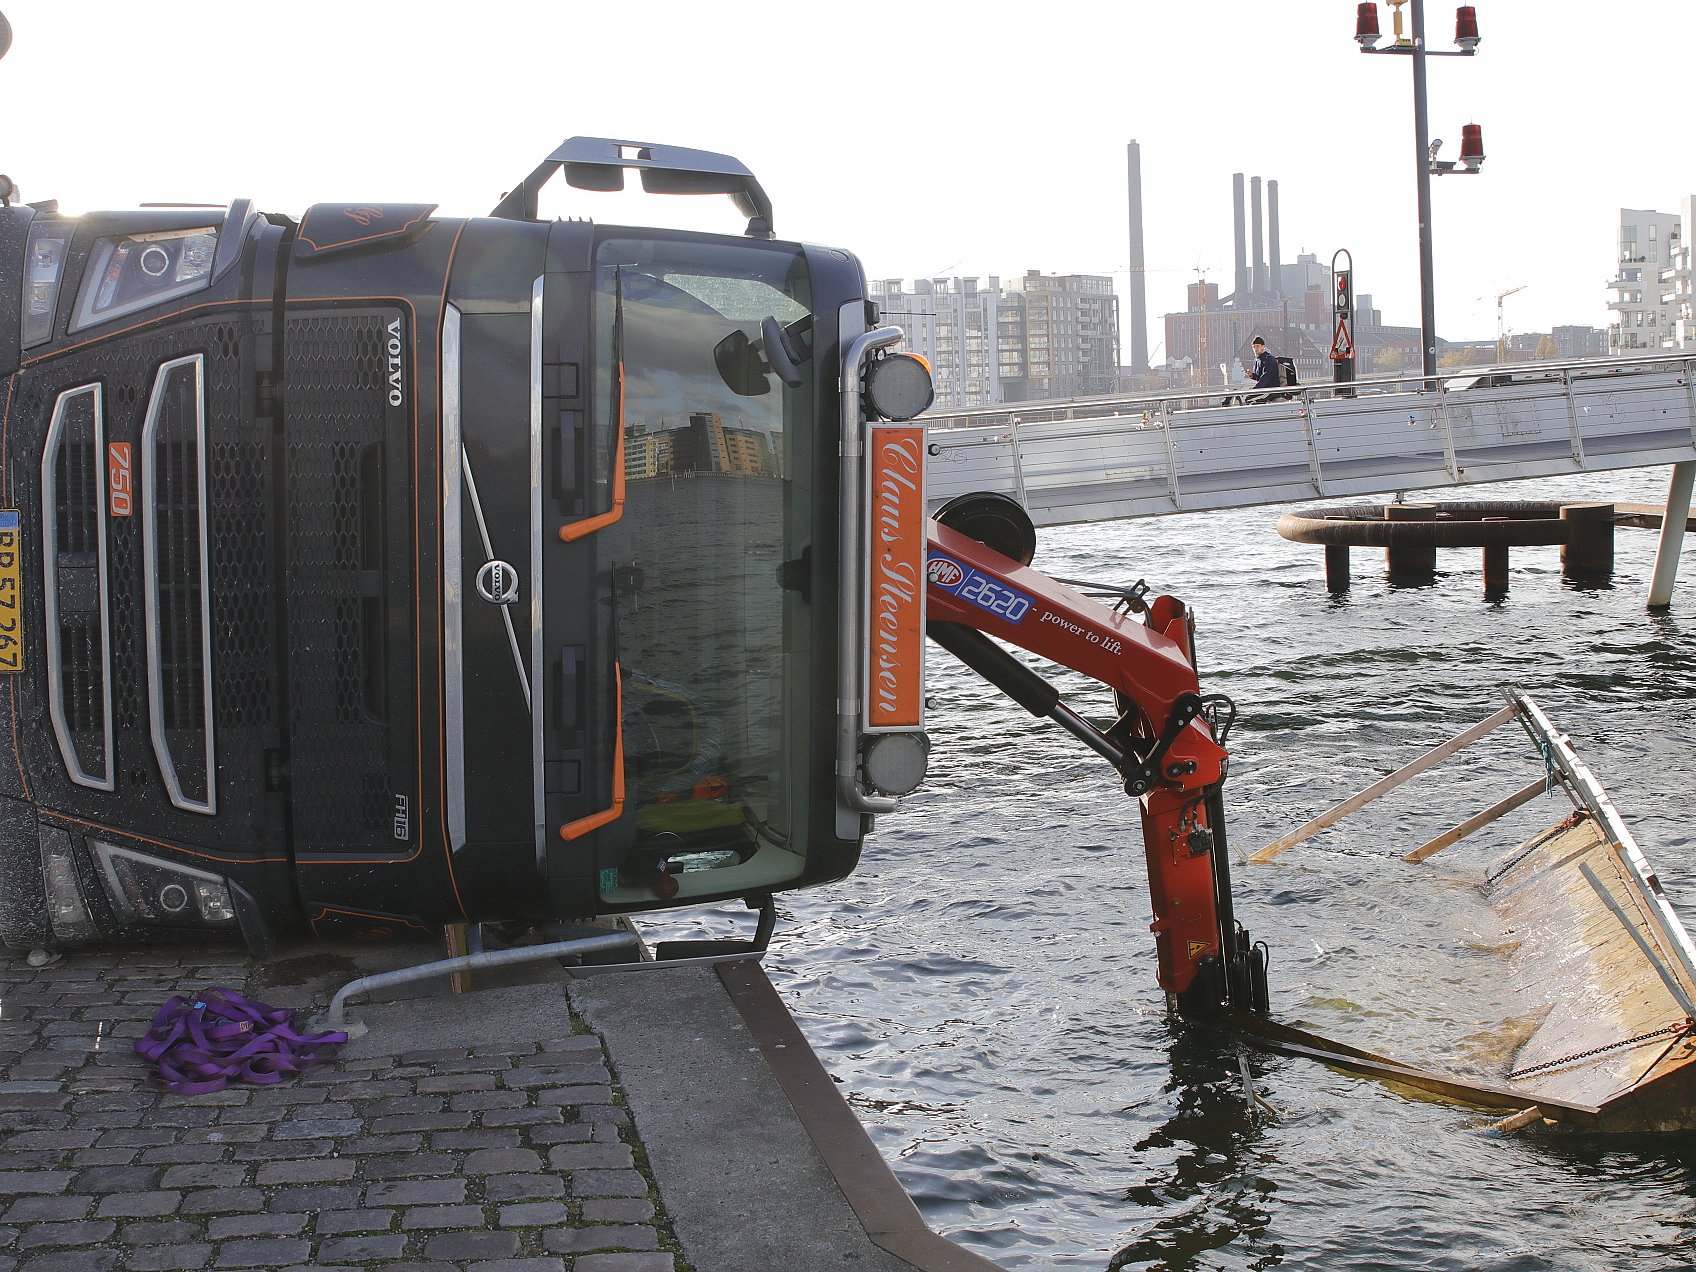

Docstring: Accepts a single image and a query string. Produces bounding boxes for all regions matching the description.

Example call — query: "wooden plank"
[1614,501,1696,530]
[1488,819,1696,1111]
[1580,862,1696,1020]
[1489,1106,1547,1133]
[1402,777,1551,863]
[1251,705,1516,863]
[1232,1013,1600,1120]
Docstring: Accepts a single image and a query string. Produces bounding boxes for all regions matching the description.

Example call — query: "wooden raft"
[1246,689,1696,1131]
[1484,813,1696,1132]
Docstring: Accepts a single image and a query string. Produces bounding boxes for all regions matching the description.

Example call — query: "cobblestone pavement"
[0,942,686,1271]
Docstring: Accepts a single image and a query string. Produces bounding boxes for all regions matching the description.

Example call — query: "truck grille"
[283,312,401,853]
[25,318,277,839]
[41,383,113,791]
[143,355,215,814]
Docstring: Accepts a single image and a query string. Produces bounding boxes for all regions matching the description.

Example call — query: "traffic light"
[1335,269,1353,318]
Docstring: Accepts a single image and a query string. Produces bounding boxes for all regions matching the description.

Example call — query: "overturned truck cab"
[0,140,896,953]
[0,136,1262,1020]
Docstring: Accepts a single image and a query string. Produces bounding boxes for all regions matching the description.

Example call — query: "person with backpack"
[1246,336,1280,395]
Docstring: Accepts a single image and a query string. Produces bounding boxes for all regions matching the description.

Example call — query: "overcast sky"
[1,1,1685,358]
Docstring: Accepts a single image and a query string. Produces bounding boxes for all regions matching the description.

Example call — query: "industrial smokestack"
[1233,174,1249,301]
[1267,179,1282,299]
[1251,176,1266,296]
[1126,141,1149,372]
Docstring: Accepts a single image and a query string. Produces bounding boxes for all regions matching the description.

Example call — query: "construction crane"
[1496,284,1527,362]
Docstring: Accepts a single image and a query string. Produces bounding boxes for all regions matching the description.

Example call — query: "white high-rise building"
[1662,196,1696,351]
[1609,207,1683,354]
[871,276,1007,409]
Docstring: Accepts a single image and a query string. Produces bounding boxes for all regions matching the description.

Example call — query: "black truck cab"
[0,139,912,954]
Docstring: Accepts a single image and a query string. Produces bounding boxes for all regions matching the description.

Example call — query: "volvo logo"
[475,559,520,605]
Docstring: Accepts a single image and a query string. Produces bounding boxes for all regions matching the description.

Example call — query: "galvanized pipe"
[325,932,640,1029]
[1648,461,1693,609]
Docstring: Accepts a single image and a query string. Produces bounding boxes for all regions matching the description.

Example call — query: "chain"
[1507,1019,1695,1081]
[1483,808,1586,889]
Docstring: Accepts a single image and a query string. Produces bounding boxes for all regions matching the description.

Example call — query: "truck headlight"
[39,825,100,941]
[21,221,73,348]
[69,226,218,332]
[91,840,236,927]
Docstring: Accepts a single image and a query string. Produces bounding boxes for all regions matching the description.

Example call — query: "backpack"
[1278,356,1298,387]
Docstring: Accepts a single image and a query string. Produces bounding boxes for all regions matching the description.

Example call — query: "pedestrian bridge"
[922,353,1696,527]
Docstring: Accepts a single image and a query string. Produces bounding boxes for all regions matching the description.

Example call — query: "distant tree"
[1439,347,1492,369]
[1375,346,1406,373]
[1535,335,1560,360]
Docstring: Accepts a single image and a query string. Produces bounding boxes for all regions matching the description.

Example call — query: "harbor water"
[669,465,1696,1271]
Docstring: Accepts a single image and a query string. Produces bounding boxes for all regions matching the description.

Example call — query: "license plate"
[0,510,21,674]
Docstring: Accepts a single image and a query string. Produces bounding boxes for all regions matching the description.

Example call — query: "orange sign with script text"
[865,424,926,731]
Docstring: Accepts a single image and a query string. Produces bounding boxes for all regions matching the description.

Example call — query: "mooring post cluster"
[1281,501,1621,596]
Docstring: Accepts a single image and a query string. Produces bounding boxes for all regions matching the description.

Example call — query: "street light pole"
[1410,0,1438,382]
[1357,1,1483,387]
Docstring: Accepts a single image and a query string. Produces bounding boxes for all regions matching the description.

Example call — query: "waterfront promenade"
[0,939,994,1271]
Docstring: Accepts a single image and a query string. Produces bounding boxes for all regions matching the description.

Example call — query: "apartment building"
[871,272,1119,407]
[871,277,1006,409]
[624,412,777,480]
[1664,196,1696,351]
[1609,207,1683,354]
[1010,270,1121,401]
[1551,325,1609,359]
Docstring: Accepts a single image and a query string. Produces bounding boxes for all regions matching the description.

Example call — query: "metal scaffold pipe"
[1649,461,1694,609]
[325,931,641,1030]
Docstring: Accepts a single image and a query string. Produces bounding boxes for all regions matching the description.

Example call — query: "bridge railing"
[922,355,1696,526]
[919,353,1692,433]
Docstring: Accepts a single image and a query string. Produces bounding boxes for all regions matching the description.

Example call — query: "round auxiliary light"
[865,352,934,422]
[158,883,190,914]
[863,732,931,797]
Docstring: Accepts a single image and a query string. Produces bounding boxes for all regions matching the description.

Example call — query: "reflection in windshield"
[614,265,806,481]
[593,237,814,905]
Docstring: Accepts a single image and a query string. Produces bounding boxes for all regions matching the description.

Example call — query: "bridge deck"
[920,355,1696,526]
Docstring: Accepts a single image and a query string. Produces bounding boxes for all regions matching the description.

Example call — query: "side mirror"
[712,328,772,397]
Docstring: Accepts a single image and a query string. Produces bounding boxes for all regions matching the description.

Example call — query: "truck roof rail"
[490,136,774,238]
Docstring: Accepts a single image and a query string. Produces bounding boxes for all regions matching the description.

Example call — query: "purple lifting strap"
[135,986,348,1096]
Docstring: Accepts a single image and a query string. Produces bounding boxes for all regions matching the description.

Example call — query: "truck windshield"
[592,235,814,905]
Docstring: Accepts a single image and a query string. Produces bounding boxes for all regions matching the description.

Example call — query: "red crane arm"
[924,519,1254,1010]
